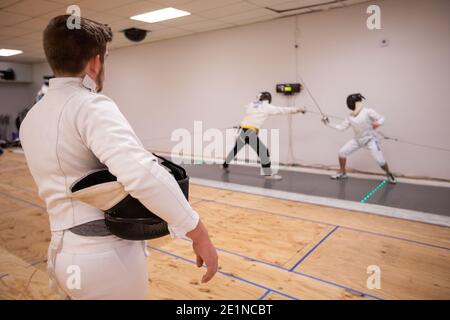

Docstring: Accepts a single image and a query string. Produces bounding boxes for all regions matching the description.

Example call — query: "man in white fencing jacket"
[20,15,218,299]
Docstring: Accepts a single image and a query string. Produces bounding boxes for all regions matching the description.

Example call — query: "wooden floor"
[0,150,449,300]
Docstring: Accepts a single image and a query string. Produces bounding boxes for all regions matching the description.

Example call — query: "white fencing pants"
[338,138,386,167]
[48,230,148,300]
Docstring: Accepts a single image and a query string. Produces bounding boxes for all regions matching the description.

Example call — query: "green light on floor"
[360,180,387,204]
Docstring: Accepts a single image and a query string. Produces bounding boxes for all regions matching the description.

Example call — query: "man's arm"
[323,117,351,131]
[75,96,218,281]
[367,108,385,128]
[264,103,305,115]
[76,96,198,237]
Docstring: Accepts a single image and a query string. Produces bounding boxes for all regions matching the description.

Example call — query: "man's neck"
[352,102,364,116]
[54,73,82,78]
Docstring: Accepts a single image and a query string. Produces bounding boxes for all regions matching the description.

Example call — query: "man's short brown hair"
[43,15,113,75]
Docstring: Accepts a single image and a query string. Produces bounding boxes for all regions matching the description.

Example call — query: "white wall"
[30,62,53,97]
[0,62,33,83]
[0,83,34,140]
[32,0,450,180]
[0,61,53,140]
[0,62,35,140]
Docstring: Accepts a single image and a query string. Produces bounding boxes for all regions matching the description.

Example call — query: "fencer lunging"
[20,15,218,299]
[223,92,305,180]
[322,93,396,184]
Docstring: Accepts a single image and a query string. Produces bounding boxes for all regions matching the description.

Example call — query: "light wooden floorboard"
[1,151,449,300]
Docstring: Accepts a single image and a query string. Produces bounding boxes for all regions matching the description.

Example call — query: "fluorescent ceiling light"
[0,49,23,57]
[130,7,190,23]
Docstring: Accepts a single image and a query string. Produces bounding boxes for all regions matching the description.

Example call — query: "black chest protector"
[70,154,189,240]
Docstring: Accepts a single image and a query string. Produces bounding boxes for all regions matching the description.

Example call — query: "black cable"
[379,134,450,153]
[305,110,450,152]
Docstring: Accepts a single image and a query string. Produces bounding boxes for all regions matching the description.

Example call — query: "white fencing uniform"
[338,138,386,167]
[20,77,199,299]
[329,107,386,166]
[224,100,298,175]
[240,100,299,130]
[50,231,148,300]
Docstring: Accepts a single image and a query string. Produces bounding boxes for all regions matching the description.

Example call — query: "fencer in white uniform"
[323,94,396,184]
[239,93,303,130]
[223,92,305,180]
[20,15,217,300]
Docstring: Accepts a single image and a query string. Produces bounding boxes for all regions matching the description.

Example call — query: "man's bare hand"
[186,220,218,283]
[372,121,381,129]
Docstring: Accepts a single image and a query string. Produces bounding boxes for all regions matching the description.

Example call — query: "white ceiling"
[0,0,370,64]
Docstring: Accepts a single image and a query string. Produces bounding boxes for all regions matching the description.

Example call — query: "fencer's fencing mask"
[70,154,189,240]
[257,92,272,104]
[346,93,365,111]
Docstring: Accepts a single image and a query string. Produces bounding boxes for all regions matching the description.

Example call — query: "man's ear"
[93,54,102,74]
[86,54,101,76]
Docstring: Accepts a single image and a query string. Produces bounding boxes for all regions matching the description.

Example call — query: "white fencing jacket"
[20,77,199,239]
[329,106,385,145]
[240,100,298,130]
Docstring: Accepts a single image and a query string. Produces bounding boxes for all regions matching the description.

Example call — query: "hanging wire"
[378,132,450,153]
[294,16,326,118]
[286,100,295,165]
[286,16,301,165]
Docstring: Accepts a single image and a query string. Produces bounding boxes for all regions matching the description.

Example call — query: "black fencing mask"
[346,93,365,111]
[258,92,272,104]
